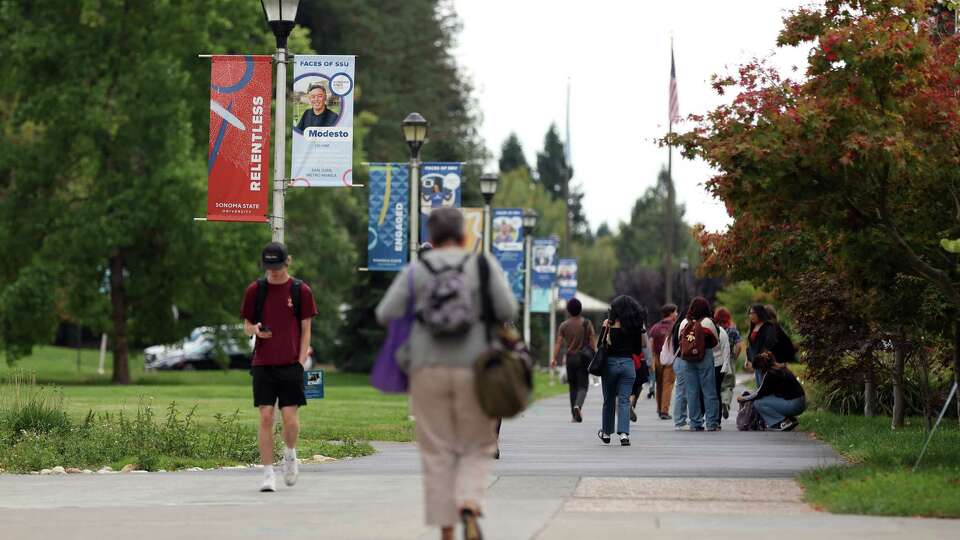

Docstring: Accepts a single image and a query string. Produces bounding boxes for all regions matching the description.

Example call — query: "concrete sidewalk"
[0,380,956,539]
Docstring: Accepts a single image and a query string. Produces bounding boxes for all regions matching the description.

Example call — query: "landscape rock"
[120,464,137,473]
[39,469,52,475]
[97,466,116,474]
[51,466,66,475]
[82,470,93,475]
[65,468,83,474]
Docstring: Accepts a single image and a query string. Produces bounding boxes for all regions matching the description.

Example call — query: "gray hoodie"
[375,248,518,371]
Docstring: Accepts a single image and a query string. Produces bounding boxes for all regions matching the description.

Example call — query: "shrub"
[0,371,70,438]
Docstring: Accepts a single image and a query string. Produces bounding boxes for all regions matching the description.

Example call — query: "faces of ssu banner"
[367,164,409,271]
[492,208,525,302]
[530,238,558,314]
[290,55,356,187]
[557,258,578,301]
[419,163,463,244]
[207,55,273,222]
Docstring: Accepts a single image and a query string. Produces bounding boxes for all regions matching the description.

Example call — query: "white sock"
[284,447,297,460]
[263,465,274,476]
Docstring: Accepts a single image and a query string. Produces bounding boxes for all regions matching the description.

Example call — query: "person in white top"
[676,297,722,431]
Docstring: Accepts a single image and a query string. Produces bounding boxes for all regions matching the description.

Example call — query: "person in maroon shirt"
[647,304,678,420]
[240,242,318,492]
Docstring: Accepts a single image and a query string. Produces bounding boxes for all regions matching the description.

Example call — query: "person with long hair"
[597,295,646,446]
[713,307,742,421]
[677,297,721,431]
[737,351,806,431]
[745,304,778,386]
[668,304,688,430]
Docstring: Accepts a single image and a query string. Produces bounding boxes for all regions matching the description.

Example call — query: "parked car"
[144,325,315,371]
[144,325,252,370]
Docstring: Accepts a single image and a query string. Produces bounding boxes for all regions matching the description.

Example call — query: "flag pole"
[664,37,678,305]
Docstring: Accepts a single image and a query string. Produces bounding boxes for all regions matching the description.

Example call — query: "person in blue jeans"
[597,295,646,446]
[677,297,721,431]
[738,351,806,431]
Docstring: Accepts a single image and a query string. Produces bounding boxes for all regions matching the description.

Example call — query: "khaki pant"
[654,356,676,415]
[410,366,497,527]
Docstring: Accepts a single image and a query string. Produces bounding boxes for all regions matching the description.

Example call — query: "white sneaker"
[260,467,276,492]
[283,448,299,487]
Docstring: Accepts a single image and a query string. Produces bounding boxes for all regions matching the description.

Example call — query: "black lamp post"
[402,112,429,261]
[522,208,539,345]
[480,173,499,254]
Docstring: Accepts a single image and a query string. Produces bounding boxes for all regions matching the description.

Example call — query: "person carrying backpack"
[551,298,596,423]
[240,242,318,493]
[676,297,721,431]
[597,295,646,447]
[376,208,517,540]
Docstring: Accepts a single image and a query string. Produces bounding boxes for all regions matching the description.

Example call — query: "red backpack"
[680,318,718,362]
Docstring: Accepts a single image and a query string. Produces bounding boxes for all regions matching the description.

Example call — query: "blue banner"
[419,163,463,244]
[367,163,409,271]
[492,208,525,302]
[557,258,578,301]
[304,370,325,399]
[530,238,558,314]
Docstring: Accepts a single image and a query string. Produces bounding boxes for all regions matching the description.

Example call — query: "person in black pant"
[551,298,596,423]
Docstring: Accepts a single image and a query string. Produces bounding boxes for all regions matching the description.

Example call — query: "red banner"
[207,55,273,222]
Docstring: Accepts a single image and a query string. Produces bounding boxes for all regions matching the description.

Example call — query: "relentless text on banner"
[419,163,463,244]
[367,164,410,272]
[291,55,356,187]
[461,208,484,254]
[492,208,525,302]
[207,55,273,222]
[558,258,578,301]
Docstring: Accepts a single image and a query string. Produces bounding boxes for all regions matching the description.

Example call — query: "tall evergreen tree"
[499,133,528,173]
[535,124,569,199]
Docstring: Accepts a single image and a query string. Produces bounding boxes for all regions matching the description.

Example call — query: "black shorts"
[252,363,307,408]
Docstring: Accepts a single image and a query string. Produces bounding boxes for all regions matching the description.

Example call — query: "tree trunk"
[892,344,906,429]
[864,373,877,417]
[109,250,130,385]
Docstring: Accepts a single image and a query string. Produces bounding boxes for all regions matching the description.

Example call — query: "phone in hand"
[258,324,272,338]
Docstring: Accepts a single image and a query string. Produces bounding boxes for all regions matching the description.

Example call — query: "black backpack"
[254,277,303,324]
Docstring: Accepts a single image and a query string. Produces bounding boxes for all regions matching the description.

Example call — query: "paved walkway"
[0,380,956,539]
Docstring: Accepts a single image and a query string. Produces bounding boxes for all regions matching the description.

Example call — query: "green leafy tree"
[499,133,529,173]
[616,168,698,271]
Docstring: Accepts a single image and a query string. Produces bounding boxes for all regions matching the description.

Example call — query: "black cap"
[261,242,289,270]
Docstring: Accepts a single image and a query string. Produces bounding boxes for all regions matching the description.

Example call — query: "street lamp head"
[522,208,539,234]
[402,112,429,159]
[680,260,690,272]
[480,173,499,204]
[261,0,300,49]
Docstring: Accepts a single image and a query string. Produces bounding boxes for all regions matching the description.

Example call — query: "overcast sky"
[452,0,817,233]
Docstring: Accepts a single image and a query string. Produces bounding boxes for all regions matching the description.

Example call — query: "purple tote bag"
[371,270,414,393]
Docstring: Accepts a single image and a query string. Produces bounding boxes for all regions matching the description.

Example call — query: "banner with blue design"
[367,164,409,271]
[419,163,462,244]
[492,208,525,302]
[291,55,356,187]
[530,238,558,313]
[557,258,578,301]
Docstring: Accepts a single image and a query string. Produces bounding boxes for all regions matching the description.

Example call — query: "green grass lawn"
[2,346,566,444]
[798,410,960,518]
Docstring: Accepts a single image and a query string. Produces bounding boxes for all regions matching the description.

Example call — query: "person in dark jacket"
[764,304,798,364]
[597,295,646,446]
[745,304,777,386]
[738,351,805,431]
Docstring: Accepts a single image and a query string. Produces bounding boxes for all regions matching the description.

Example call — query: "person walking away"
[668,312,688,429]
[597,295,646,446]
[737,351,805,431]
[240,242,318,492]
[713,307,741,422]
[677,297,721,431]
[648,304,678,420]
[376,208,517,540]
[745,304,778,386]
[627,348,649,422]
[551,298,596,423]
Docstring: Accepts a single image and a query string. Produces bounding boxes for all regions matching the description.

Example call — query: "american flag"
[669,45,680,126]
